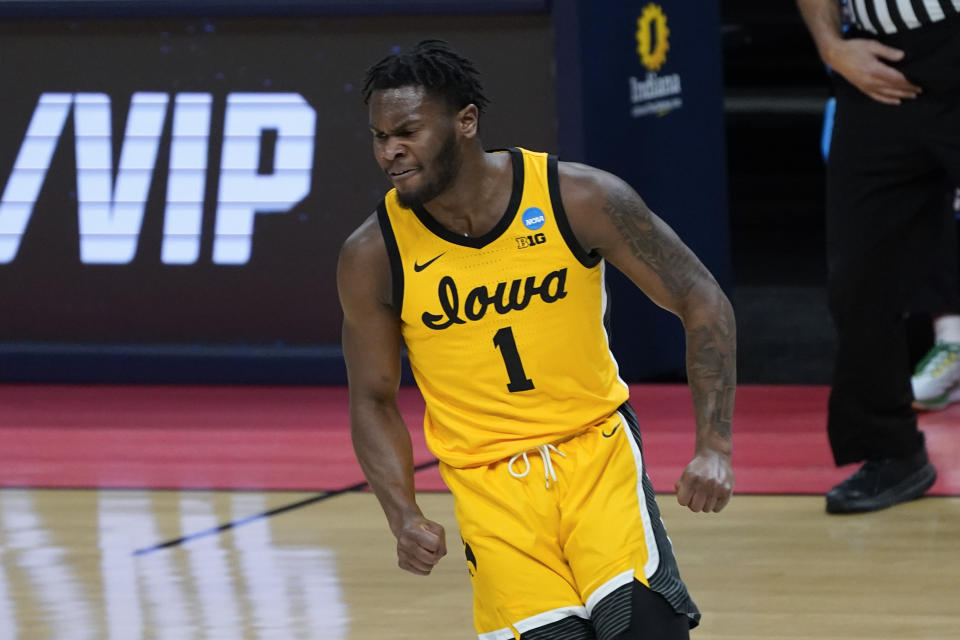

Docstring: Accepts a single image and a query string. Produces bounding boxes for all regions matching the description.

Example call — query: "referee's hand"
[827,38,922,105]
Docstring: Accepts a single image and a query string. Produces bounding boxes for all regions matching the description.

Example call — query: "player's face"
[369,86,463,208]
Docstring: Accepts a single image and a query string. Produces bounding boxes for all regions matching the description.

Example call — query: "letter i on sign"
[162,94,212,265]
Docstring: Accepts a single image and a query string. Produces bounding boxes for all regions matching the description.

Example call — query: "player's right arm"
[796,0,920,104]
[337,214,446,576]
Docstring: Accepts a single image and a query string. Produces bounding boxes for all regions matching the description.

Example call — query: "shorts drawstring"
[508,444,567,489]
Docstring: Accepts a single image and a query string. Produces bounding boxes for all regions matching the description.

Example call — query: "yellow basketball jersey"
[378,147,629,467]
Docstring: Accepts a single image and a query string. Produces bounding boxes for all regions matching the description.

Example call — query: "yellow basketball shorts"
[439,403,699,640]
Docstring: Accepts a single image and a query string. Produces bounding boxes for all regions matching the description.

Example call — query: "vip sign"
[0,92,316,265]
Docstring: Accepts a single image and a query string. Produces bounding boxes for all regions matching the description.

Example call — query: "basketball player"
[338,40,735,640]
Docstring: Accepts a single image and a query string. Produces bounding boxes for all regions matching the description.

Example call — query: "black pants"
[825,71,960,464]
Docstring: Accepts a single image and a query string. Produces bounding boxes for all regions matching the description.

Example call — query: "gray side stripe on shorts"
[590,581,632,640]
[620,402,702,629]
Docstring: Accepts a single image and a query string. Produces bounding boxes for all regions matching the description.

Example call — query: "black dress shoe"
[826,448,937,514]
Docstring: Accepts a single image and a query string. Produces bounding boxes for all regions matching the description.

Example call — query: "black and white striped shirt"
[847,0,960,34]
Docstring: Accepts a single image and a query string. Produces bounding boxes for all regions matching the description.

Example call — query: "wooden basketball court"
[0,384,958,639]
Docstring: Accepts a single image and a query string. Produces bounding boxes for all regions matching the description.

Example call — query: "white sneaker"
[911,342,960,411]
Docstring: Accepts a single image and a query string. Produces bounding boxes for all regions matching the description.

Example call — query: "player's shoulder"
[338,210,396,308]
[339,211,386,267]
[555,160,631,210]
[338,210,394,296]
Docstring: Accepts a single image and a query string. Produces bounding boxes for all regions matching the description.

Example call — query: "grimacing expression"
[369,86,464,209]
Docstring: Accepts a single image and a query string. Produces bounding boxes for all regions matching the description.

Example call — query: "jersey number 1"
[493,327,535,392]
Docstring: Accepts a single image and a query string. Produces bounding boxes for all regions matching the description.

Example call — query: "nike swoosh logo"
[413,253,445,272]
[601,422,621,438]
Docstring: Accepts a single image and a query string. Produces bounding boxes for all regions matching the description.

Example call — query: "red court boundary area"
[0,384,956,495]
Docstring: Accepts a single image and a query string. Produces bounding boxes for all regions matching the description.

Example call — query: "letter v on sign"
[0,94,72,263]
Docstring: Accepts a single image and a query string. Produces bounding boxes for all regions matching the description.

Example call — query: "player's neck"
[425,149,513,238]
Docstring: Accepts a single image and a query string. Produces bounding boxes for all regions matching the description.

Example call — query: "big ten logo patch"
[516,233,546,249]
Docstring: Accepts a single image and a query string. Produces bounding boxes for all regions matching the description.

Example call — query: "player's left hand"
[675,449,734,513]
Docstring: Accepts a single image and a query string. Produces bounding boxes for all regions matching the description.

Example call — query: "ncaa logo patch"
[522,207,546,231]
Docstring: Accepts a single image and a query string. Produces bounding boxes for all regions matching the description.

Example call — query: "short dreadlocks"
[362,39,490,116]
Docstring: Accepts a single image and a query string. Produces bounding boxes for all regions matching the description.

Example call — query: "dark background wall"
[722,0,838,384]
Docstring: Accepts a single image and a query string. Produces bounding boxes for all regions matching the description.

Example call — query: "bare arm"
[796,0,920,104]
[560,164,735,513]
[337,215,446,574]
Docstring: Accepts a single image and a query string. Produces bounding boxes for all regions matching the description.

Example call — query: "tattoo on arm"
[686,319,736,442]
[602,184,697,298]
[602,179,734,443]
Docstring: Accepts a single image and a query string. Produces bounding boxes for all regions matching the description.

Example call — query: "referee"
[797,0,959,513]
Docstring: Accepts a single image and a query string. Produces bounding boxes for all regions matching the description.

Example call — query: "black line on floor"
[132,458,440,556]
